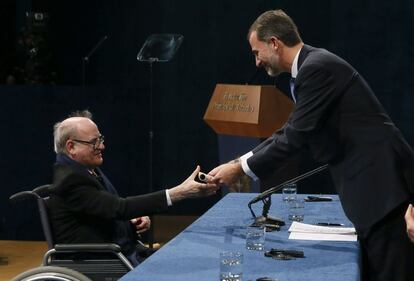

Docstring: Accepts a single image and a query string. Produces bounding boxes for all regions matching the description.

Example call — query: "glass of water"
[282,183,297,202]
[220,251,243,281]
[288,198,305,222]
[245,226,266,251]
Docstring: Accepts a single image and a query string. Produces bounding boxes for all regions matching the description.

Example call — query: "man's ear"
[66,140,76,156]
[269,36,279,50]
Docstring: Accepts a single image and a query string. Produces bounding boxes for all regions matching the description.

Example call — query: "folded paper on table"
[288,222,357,242]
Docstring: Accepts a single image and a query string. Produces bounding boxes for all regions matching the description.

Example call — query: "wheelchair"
[9,184,133,281]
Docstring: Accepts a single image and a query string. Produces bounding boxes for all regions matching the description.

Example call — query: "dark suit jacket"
[48,163,168,253]
[248,44,414,230]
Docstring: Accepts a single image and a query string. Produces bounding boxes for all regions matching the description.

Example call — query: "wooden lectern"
[203,84,294,138]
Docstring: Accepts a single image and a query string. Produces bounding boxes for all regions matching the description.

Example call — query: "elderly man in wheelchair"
[10,110,218,281]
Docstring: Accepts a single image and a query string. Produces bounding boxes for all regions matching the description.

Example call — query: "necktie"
[290,77,296,103]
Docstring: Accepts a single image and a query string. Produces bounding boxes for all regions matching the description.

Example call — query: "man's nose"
[96,142,105,150]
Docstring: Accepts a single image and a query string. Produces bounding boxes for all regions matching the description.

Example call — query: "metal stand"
[137,34,184,247]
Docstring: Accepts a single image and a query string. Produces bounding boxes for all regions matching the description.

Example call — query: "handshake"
[168,159,246,204]
[197,158,245,186]
[167,166,218,203]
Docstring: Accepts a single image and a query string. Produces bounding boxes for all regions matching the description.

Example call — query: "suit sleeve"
[247,60,349,179]
[55,171,168,220]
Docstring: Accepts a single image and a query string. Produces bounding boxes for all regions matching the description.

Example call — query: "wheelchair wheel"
[11,265,92,281]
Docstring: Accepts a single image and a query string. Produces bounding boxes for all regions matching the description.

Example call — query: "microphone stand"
[248,164,328,227]
[82,35,108,87]
[147,57,157,210]
[136,34,184,247]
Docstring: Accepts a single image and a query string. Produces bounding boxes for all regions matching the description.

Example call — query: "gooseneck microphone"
[249,164,329,205]
[248,164,329,226]
[84,35,109,62]
[82,35,109,87]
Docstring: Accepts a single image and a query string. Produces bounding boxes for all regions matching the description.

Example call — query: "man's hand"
[209,160,244,186]
[405,204,414,242]
[131,216,151,234]
[168,165,219,203]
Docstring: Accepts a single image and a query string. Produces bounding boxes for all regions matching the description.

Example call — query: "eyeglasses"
[72,135,105,149]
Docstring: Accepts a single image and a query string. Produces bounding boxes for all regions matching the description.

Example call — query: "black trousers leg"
[358,203,414,281]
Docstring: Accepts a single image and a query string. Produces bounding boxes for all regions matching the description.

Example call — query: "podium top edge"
[215,83,277,88]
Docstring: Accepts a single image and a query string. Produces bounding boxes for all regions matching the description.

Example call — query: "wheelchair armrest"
[44,243,134,271]
[54,243,122,253]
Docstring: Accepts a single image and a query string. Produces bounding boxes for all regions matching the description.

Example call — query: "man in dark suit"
[49,110,218,266]
[209,9,414,281]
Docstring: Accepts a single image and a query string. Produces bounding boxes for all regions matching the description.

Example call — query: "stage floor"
[0,240,47,281]
[0,215,198,280]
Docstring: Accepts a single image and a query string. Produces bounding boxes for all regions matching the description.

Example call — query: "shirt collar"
[291,47,302,78]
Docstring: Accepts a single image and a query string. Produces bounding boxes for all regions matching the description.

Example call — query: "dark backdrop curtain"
[1,0,413,240]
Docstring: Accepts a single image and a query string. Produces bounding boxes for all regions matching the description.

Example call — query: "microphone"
[249,164,328,205]
[248,164,329,226]
[84,35,109,62]
[82,35,109,87]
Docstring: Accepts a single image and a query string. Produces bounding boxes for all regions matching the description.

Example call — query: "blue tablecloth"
[120,193,360,281]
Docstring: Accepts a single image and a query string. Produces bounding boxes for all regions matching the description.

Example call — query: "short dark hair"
[248,9,302,47]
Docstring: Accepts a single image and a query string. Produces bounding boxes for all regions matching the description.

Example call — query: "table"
[120,193,360,281]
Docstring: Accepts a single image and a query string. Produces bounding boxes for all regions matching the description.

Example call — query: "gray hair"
[53,110,93,154]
